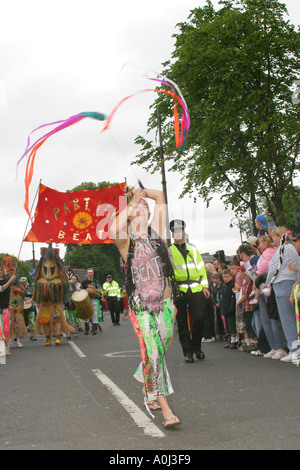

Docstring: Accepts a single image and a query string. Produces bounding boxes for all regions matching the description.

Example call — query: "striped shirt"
[240,277,253,312]
[266,243,299,286]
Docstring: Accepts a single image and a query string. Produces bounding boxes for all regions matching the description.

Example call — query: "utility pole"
[157,107,171,245]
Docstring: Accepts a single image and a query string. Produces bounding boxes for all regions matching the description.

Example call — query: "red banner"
[24,183,126,245]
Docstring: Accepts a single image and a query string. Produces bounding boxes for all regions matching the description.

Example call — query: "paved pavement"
[1,313,300,451]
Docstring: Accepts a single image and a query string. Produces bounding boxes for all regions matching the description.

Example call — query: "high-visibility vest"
[103,280,120,297]
[169,243,209,293]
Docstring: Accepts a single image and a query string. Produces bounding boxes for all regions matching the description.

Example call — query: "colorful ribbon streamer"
[148,75,190,147]
[102,79,190,151]
[18,112,107,218]
[18,78,190,219]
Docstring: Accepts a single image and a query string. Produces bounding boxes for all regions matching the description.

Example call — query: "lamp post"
[229,217,243,243]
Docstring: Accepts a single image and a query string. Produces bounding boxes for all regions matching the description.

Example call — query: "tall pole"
[31,224,36,269]
[16,179,41,274]
[157,107,171,245]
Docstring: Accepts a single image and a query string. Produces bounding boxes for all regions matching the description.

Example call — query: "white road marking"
[92,368,165,438]
[105,349,140,358]
[68,341,86,358]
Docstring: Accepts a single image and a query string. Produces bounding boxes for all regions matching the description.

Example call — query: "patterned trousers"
[129,299,176,400]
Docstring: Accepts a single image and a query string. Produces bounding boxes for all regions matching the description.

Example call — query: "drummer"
[20,277,37,342]
[81,268,104,335]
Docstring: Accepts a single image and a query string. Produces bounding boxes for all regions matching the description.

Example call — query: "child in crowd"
[229,260,243,294]
[229,260,247,346]
[221,269,237,349]
[249,235,277,305]
[203,263,217,341]
[218,263,228,274]
[211,273,225,340]
[235,266,258,352]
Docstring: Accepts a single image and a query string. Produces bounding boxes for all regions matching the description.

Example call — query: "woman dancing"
[110,186,180,428]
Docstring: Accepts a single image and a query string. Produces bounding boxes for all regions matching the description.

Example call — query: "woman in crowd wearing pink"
[265,228,299,362]
[253,235,287,359]
[250,235,277,305]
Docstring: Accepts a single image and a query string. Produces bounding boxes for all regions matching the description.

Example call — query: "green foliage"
[68,181,118,192]
[64,243,124,286]
[64,181,125,286]
[133,0,300,232]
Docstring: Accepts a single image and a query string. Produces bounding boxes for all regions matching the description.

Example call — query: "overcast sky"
[1,0,299,264]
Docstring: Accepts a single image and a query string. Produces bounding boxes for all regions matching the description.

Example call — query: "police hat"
[169,219,186,232]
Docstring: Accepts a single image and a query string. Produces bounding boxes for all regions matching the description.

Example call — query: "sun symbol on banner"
[73,211,93,229]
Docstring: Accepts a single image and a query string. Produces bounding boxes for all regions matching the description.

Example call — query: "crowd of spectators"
[203,216,300,366]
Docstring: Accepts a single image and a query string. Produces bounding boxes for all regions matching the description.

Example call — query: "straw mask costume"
[33,246,74,339]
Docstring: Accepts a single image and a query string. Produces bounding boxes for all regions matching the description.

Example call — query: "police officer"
[103,274,121,326]
[169,219,210,363]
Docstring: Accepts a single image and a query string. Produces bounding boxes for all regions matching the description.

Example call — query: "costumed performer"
[110,185,181,429]
[7,257,29,348]
[66,274,80,339]
[9,279,28,348]
[0,272,16,355]
[0,254,27,348]
[33,245,74,346]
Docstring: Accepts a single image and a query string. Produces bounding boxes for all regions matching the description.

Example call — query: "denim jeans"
[258,294,286,350]
[273,280,298,351]
[251,308,261,337]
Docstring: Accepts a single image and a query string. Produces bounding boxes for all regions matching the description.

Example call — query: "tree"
[133,0,300,232]
[64,181,125,286]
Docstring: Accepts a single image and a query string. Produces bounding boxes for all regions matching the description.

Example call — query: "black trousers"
[215,305,225,337]
[107,297,120,325]
[174,289,207,356]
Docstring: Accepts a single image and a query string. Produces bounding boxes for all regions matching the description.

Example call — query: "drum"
[71,289,94,320]
[86,286,98,298]
[23,300,33,312]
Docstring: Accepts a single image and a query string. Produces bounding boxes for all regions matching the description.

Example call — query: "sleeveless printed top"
[124,227,175,313]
